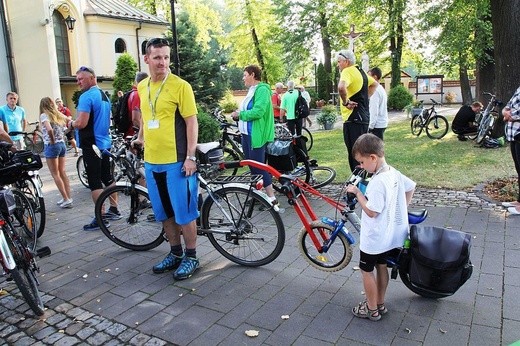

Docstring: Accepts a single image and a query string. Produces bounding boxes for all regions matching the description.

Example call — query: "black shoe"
[457,135,467,141]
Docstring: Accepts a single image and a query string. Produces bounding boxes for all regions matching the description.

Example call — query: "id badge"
[148,119,159,129]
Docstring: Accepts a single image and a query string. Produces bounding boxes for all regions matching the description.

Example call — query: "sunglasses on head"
[78,66,95,74]
[146,38,169,50]
[338,53,349,61]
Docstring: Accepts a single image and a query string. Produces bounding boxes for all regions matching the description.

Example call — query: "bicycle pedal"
[36,246,51,258]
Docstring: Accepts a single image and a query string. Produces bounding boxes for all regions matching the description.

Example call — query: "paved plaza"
[1,109,520,345]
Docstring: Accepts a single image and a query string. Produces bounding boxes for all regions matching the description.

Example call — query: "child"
[345,133,415,321]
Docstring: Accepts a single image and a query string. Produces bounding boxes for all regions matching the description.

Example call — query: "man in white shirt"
[367,68,388,140]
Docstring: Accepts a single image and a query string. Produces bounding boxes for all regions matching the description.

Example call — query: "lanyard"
[147,72,170,119]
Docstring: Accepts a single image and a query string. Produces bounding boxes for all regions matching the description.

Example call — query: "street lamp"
[313,57,317,93]
[170,0,180,75]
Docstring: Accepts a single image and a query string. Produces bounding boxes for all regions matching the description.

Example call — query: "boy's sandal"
[361,300,388,314]
[352,301,381,321]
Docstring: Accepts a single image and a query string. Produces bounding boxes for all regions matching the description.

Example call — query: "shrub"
[219,90,238,113]
[112,53,137,104]
[197,110,221,143]
[316,105,339,125]
[388,85,413,110]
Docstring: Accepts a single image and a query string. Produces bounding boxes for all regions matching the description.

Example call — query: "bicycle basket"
[266,140,296,172]
[11,150,43,170]
[0,189,16,216]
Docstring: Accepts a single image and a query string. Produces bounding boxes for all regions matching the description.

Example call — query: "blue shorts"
[145,162,199,225]
[44,142,66,159]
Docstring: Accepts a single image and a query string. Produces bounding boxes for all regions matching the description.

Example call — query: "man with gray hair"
[337,49,378,171]
[272,82,284,123]
[280,80,302,136]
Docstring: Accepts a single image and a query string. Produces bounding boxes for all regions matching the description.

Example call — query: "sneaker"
[56,198,64,205]
[103,209,122,220]
[60,199,73,208]
[146,214,156,222]
[173,256,199,280]
[138,199,152,210]
[152,252,184,274]
[83,218,110,231]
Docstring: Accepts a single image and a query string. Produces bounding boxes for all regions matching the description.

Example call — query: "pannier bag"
[409,225,473,294]
[266,139,296,172]
[196,144,224,165]
[0,189,16,217]
[11,150,43,170]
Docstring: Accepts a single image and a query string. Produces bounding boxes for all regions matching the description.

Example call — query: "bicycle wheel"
[410,115,423,136]
[297,221,353,272]
[302,127,314,152]
[76,155,89,188]
[308,166,336,189]
[201,185,285,267]
[475,116,491,144]
[15,176,46,238]
[223,147,241,176]
[11,189,37,252]
[426,115,449,139]
[31,133,44,154]
[94,183,164,251]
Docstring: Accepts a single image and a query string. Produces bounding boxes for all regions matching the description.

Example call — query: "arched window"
[142,40,148,55]
[53,11,71,76]
[115,38,126,53]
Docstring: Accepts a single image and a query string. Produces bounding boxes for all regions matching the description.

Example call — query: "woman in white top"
[39,97,73,208]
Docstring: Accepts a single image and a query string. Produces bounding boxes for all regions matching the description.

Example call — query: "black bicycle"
[475,92,503,144]
[410,99,449,139]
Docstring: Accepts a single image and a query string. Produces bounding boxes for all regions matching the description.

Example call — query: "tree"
[490,0,520,103]
[316,63,329,102]
[112,53,138,103]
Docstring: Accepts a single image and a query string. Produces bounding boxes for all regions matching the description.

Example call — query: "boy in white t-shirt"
[346,133,416,321]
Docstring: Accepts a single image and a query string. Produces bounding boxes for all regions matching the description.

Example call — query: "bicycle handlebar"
[8,131,28,136]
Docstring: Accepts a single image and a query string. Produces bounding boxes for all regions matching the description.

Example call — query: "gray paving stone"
[33,326,57,340]
[104,322,127,336]
[86,331,112,345]
[128,332,151,345]
[76,326,96,340]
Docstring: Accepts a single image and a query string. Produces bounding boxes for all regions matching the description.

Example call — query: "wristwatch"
[342,100,349,107]
[186,155,197,162]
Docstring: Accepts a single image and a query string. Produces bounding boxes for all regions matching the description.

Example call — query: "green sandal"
[352,301,381,321]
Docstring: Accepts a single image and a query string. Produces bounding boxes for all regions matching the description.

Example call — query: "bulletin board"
[416,75,444,95]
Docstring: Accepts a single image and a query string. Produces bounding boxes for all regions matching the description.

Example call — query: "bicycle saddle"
[196,142,220,154]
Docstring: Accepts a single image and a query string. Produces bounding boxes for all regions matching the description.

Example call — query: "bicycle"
[93,142,285,267]
[8,121,44,154]
[475,92,503,144]
[211,109,243,175]
[0,186,51,316]
[410,99,449,139]
[220,160,471,299]
[274,122,314,152]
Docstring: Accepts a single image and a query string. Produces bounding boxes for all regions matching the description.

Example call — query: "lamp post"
[313,57,317,93]
[63,15,76,31]
[170,0,180,76]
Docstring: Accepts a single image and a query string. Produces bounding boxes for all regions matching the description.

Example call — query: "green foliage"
[171,12,226,110]
[316,63,330,102]
[197,110,221,143]
[219,90,238,113]
[112,53,138,103]
[71,90,84,108]
[316,105,338,125]
[388,85,413,110]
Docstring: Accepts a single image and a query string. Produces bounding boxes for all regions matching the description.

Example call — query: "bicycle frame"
[0,220,16,270]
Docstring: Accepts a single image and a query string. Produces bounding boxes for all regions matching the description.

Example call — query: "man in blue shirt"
[66,66,117,231]
[0,92,27,149]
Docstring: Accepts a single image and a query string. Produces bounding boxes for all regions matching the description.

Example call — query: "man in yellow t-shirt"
[133,38,200,281]
[337,50,378,172]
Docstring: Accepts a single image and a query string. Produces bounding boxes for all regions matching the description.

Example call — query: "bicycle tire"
[15,177,46,238]
[302,127,313,152]
[308,166,336,189]
[475,116,491,144]
[297,221,353,272]
[32,133,44,154]
[76,155,89,188]
[425,115,449,139]
[11,189,37,252]
[201,185,285,267]
[223,147,241,176]
[410,115,423,136]
[94,183,164,251]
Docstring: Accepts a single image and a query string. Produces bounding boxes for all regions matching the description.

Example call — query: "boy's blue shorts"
[144,162,199,225]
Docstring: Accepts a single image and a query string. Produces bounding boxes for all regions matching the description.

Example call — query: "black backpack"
[295,91,310,119]
[113,91,132,133]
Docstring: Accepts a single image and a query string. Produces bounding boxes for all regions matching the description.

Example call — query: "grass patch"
[310,117,515,190]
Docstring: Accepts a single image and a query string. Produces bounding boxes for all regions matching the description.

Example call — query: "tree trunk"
[459,65,472,104]
[389,0,404,88]
[245,0,267,82]
[490,0,520,103]
[475,57,495,104]
[319,10,333,102]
